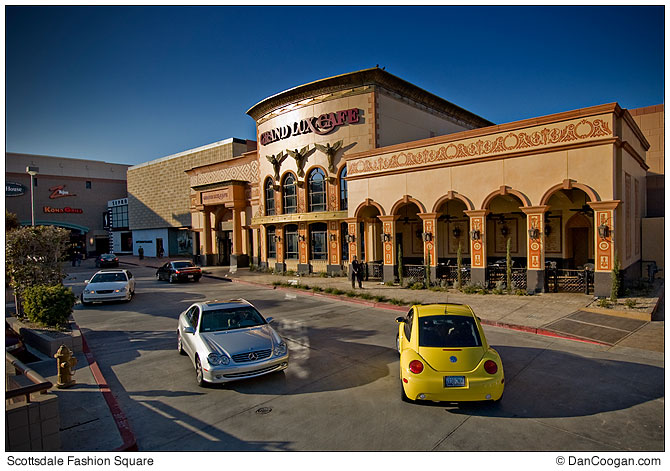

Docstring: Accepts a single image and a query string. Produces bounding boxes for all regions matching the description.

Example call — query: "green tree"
[5,210,20,232]
[397,241,404,286]
[456,241,463,289]
[424,252,431,288]
[506,238,512,293]
[6,226,70,315]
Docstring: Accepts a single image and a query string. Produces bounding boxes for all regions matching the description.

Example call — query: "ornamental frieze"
[348,118,612,176]
[190,161,259,187]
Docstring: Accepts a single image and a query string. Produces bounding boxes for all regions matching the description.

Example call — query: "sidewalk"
[120,255,664,350]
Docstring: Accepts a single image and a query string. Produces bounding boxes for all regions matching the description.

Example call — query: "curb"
[229,279,609,344]
[76,324,138,452]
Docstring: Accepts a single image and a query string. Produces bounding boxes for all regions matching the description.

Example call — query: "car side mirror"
[184,326,195,335]
[84,280,90,284]
[266,317,274,324]
[395,317,405,323]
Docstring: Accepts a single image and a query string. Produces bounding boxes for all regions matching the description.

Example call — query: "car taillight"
[175,270,181,274]
[484,360,498,374]
[409,360,424,374]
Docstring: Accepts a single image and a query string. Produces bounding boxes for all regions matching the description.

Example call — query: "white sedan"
[81,269,136,305]
[177,299,289,386]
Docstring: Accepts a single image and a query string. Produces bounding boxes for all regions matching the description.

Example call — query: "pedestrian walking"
[351,256,363,289]
[138,247,144,260]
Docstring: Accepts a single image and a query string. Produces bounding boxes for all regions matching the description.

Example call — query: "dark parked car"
[95,253,119,268]
[156,260,202,283]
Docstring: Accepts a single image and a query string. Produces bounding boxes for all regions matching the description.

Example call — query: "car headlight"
[114,287,127,293]
[207,353,230,366]
[84,289,92,294]
[274,341,287,356]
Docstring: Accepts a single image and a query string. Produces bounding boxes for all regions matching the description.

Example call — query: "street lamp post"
[26,166,39,226]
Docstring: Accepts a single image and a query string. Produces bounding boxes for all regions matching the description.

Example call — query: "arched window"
[266,225,276,259]
[308,168,327,212]
[265,179,275,216]
[282,174,297,214]
[339,166,348,211]
[284,224,298,260]
[310,223,328,260]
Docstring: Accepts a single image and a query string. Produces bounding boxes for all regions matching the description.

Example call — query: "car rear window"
[90,272,127,283]
[173,262,195,269]
[200,307,266,332]
[418,315,482,348]
[102,254,116,260]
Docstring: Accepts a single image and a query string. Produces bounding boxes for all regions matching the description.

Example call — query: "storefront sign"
[201,188,230,205]
[49,185,77,199]
[5,182,26,197]
[43,206,83,214]
[260,108,360,146]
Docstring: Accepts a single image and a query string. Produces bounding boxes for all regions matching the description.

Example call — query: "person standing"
[351,256,363,289]
[138,247,144,260]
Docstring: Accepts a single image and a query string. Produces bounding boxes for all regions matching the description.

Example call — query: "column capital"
[377,215,399,223]
[588,200,621,211]
[344,217,359,224]
[464,209,489,218]
[521,205,550,215]
[417,212,439,220]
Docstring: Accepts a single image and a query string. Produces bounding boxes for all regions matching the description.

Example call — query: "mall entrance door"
[217,231,232,266]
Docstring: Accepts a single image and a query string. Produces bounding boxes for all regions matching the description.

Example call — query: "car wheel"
[80,295,90,306]
[126,290,133,302]
[177,331,186,355]
[169,274,176,283]
[195,356,206,387]
[194,276,201,283]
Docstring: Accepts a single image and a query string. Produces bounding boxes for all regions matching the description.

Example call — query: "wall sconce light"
[329,234,337,242]
[89,237,94,246]
[500,225,509,237]
[346,234,356,243]
[298,234,306,242]
[422,232,432,242]
[470,229,481,241]
[452,226,461,238]
[598,223,610,239]
[276,235,281,243]
[382,233,392,243]
[528,227,540,240]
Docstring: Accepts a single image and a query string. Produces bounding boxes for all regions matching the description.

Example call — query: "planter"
[7,317,82,357]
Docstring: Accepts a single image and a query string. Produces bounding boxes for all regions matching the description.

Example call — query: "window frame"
[265,178,276,216]
[282,174,297,214]
[308,167,327,212]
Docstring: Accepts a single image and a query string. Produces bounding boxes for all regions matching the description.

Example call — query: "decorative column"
[298,222,309,275]
[465,210,489,286]
[230,205,249,269]
[275,225,285,273]
[521,206,549,293]
[202,208,213,266]
[378,215,398,283]
[418,212,439,281]
[327,220,341,276]
[345,217,359,279]
[589,200,620,297]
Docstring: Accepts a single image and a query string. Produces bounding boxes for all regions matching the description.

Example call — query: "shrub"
[461,283,479,294]
[359,293,375,300]
[409,282,425,290]
[312,286,324,293]
[345,291,356,297]
[23,284,76,328]
[319,272,328,278]
[611,254,621,302]
[625,299,637,309]
[384,281,396,287]
[272,281,282,287]
[514,289,526,296]
[492,288,504,295]
[598,298,612,308]
[373,295,388,303]
[477,288,489,295]
[332,288,345,295]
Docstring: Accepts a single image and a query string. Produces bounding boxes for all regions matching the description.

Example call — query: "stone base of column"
[231,254,249,269]
[327,264,344,276]
[526,269,545,294]
[251,256,260,266]
[426,266,437,286]
[259,261,268,270]
[383,264,396,284]
[471,267,486,286]
[274,262,286,274]
[202,254,217,266]
[297,264,311,276]
[594,271,612,297]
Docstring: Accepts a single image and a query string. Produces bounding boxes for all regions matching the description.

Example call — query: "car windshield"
[418,315,482,348]
[199,307,266,332]
[101,254,116,260]
[90,272,127,283]
[173,261,195,269]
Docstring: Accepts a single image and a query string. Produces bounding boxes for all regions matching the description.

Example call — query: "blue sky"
[5,5,664,166]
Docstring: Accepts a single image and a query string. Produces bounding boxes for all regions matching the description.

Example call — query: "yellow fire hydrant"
[55,345,77,389]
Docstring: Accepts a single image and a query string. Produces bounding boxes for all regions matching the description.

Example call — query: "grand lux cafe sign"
[260,108,360,146]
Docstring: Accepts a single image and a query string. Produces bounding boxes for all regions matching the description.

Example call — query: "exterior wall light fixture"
[598,223,610,239]
[422,232,432,242]
[528,227,540,240]
[382,233,392,243]
[346,234,356,243]
[329,234,337,242]
[500,225,510,237]
[298,234,306,242]
[470,229,481,241]
[452,226,461,238]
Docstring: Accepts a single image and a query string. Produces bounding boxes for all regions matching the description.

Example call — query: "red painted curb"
[231,278,604,343]
[78,327,138,452]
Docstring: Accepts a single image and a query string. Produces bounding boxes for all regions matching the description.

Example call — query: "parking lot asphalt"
[10,256,664,451]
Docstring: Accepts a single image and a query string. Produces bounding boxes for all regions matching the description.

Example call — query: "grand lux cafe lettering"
[260,108,360,146]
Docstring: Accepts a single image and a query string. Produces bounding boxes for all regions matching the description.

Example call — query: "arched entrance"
[393,201,424,281]
[484,194,527,289]
[214,207,233,266]
[357,205,383,279]
[435,198,469,283]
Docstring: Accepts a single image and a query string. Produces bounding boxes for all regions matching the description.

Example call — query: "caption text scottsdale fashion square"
[6,455,155,467]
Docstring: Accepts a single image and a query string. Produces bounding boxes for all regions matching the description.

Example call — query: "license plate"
[188,274,194,278]
[444,376,466,388]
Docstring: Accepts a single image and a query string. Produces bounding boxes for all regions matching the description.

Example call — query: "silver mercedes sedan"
[177,299,289,386]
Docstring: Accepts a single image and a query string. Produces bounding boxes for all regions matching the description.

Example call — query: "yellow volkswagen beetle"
[396,303,504,403]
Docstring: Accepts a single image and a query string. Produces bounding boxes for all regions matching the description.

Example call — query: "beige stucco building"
[130,68,660,297]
